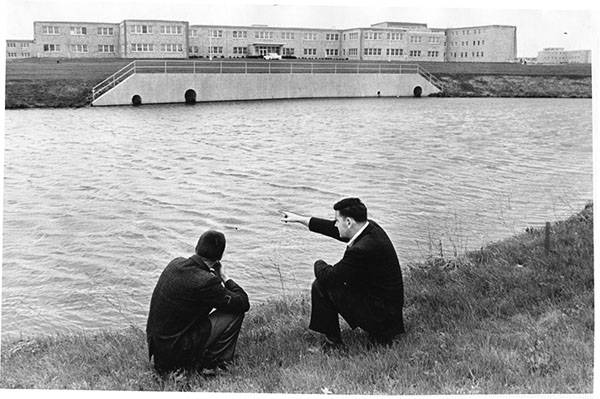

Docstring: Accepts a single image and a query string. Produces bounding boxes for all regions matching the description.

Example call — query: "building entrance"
[249,43,284,57]
[257,46,281,55]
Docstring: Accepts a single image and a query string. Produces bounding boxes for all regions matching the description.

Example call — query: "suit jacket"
[309,217,404,335]
[146,254,249,372]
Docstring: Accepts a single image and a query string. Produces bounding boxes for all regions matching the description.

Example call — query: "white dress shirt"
[347,221,369,248]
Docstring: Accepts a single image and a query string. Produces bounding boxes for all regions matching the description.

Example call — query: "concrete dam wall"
[91,61,442,106]
[93,73,440,106]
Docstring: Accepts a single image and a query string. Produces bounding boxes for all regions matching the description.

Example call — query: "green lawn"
[1,203,593,394]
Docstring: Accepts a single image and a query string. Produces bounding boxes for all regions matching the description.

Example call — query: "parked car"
[263,53,282,60]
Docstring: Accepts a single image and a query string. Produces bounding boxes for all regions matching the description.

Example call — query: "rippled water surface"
[2,98,592,339]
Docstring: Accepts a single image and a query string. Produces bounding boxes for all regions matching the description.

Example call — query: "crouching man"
[281,198,405,350]
[146,230,249,373]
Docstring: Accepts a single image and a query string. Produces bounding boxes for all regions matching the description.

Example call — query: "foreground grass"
[0,204,593,393]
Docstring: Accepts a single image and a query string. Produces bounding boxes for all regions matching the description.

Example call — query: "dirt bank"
[436,74,591,98]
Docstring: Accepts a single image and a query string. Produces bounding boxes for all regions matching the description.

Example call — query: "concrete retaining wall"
[92,73,440,106]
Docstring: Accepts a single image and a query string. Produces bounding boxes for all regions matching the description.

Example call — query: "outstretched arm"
[280,211,310,227]
[281,211,347,242]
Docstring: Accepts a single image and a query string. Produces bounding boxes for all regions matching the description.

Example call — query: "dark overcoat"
[309,218,405,337]
[146,254,249,372]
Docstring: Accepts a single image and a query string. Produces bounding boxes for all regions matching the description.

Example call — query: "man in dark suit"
[146,230,249,373]
[281,198,404,348]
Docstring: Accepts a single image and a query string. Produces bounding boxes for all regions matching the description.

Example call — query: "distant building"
[6,39,34,59]
[537,47,591,64]
[8,18,519,63]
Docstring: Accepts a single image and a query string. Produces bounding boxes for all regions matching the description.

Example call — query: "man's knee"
[209,310,245,334]
[311,278,325,295]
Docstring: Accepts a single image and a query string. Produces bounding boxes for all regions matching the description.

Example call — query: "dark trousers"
[202,310,245,367]
[309,279,404,343]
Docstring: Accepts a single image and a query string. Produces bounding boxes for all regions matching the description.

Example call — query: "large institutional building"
[536,47,592,64]
[6,19,520,63]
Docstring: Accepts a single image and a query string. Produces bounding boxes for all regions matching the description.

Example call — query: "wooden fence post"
[544,222,551,254]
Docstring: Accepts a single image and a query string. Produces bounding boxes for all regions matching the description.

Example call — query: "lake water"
[2,97,593,340]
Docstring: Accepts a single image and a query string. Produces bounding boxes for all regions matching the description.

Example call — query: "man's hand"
[212,261,229,283]
[281,211,310,227]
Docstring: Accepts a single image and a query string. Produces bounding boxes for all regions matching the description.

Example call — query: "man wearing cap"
[146,230,249,373]
[281,198,404,349]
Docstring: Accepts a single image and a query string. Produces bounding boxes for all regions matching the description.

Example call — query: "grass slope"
[0,204,593,394]
[5,58,131,108]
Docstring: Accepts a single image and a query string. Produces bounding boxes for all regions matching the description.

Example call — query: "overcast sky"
[3,0,599,57]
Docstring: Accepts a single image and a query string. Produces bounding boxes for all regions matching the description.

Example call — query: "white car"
[263,53,282,60]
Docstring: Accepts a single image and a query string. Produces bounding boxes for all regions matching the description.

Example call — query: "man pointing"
[281,197,405,349]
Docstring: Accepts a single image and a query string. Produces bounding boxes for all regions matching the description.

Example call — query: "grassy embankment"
[1,204,593,394]
[5,58,592,108]
[5,58,131,108]
[410,61,591,97]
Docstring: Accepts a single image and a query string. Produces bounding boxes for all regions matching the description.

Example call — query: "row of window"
[7,42,29,48]
[452,51,485,58]
[37,26,450,44]
[7,52,31,57]
[42,25,115,35]
[130,25,183,34]
[36,42,445,57]
[189,47,345,57]
[364,48,382,56]
[450,28,485,35]
[190,46,269,55]
[130,43,154,52]
[161,25,183,35]
[193,30,339,41]
[130,43,185,52]
[450,40,486,46]
[43,44,60,52]
[183,47,433,57]
[41,44,116,53]
[161,43,184,52]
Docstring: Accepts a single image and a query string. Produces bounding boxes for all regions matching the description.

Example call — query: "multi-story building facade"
[33,21,120,58]
[6,39,34,59]
[119,20,189,58]
[537,47,591,64]
[187,24,341,59]
[445,25,517,62]
[7,19,522,63]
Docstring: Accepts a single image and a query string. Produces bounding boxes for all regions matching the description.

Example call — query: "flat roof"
[446,24,516,30]
[122,19,188,24]
[190,23,341,32]
[371,21,428,27]
[34,21,119,25]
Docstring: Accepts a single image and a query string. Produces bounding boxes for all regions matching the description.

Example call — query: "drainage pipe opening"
[185,89,197,104]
